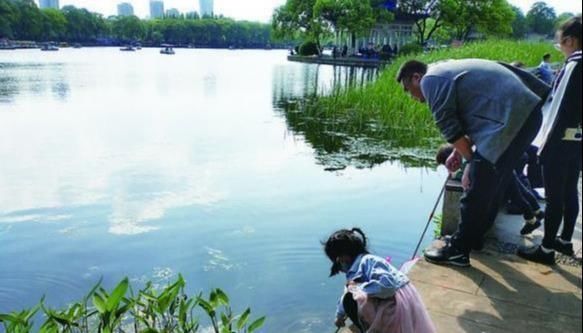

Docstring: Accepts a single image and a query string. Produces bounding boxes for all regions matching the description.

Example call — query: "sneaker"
[517,245,555,265]
[552,238,574,256]
[442,235,484,251]
[520,220,541,235]
[424,243,470,267]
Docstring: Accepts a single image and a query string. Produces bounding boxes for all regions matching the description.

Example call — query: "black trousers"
[453,107,543,253]
[507,171,541,220]
[541,141,582,248]
[343,292,365,333]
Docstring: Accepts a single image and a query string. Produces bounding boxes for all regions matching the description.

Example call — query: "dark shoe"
[552,239,575,256]
[443,235,484,251]
[520,220,541,235]
[424,243,470,267]
[517,245,555,265]
[535,210,545,220]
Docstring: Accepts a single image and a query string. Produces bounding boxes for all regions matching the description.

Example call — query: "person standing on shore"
[396,58,549,267]
[518,15,582,265]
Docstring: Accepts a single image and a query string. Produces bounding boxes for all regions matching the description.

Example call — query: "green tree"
[526,1,556,36]
[555,12,575,29]
[111,15,144,41]
[441,0,515,41]
[62,5,108,42]
[272,0,320,43]
[399,0,445,45]
[41,8,67,41]
[0,0,17,38]
[511,5,528,39]
[11,0,43,40]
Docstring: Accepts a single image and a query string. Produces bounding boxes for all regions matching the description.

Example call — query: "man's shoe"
[520,220,541,235]
[552,239,575,256]
[443,235,483,251]
[517,245,555,265]
[424,243,470,267]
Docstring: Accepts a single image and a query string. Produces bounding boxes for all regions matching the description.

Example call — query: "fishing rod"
[411,175,450,260]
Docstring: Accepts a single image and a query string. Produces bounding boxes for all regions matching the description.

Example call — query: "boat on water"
[120,45,136,52]
[160,44,175,55]
[40,43,59,51]
[0,44,16,50]
[73,43,82,49]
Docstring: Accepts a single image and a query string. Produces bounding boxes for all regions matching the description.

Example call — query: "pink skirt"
[351,283,436,333]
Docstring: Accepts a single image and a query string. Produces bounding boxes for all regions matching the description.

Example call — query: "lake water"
[0,48,445,332]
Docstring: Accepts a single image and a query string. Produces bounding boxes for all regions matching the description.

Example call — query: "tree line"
[271,0,579,46]
[0,0,277,48]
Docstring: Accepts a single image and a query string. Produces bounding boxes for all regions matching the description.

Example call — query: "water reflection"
[0,62,70,103]
[272,64,434,171]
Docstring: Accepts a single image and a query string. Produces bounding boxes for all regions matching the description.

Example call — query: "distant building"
[150,0,165,19]
[117,2,134,17]
[199,0,214,17]
[39,0,59,9]
[166,8,180,18]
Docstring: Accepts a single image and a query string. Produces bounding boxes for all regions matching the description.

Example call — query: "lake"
[0,48,445,332]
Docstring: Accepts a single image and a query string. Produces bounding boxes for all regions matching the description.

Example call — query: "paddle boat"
[160,44,175,55]
[40,43,59,51]
[120,45,136,52]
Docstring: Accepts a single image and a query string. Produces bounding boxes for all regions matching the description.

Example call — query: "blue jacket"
[421,59,550,164]
[336,254,409,318]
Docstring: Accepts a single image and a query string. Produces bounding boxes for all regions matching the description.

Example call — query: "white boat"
[160,44,175,55]
[40,43,59,51]
[120,45,136,52]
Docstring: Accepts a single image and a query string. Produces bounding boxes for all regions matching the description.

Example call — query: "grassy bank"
[304,39,561,148]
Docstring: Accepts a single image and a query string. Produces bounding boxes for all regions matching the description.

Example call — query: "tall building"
[39,0,59,9]
[199,0,214,17]
[150,0,165,19]
[117,2,134,17]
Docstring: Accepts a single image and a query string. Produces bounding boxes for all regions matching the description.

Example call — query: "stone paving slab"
[408,180,582,333]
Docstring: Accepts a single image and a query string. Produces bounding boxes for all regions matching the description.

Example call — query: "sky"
[42,0,582,22]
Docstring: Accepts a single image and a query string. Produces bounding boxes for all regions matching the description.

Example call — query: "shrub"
[0,276,266,333]
[299,40,320,56]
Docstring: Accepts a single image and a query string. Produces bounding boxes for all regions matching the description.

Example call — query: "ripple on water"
[0,271,87,311]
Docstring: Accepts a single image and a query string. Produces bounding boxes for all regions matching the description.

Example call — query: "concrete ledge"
[442,178,463,236]
[287,55,390,68]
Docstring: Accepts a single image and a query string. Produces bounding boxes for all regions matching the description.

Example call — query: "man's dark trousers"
[452,107,543,253]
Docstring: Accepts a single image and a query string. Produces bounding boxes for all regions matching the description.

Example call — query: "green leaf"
[197,298,215,317]
[141,329,159,333]
[84,278,103,302]
[215,289,230,306]
[92,294,107,314]
[106,277,129,311]
[0,313,20,324]
[236,308,250,330]
[247,316,266,332]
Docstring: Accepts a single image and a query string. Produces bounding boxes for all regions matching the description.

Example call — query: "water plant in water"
[276,39,561,170]
[0,276,265,333]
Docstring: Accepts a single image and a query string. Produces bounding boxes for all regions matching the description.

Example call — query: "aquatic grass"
[302,39,562,148]
[0,276,265,333]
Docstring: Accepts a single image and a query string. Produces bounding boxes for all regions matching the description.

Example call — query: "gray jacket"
[421,59,550,164]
